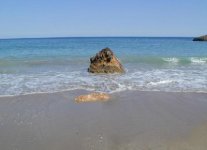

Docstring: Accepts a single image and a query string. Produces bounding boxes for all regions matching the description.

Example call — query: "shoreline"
[0,90,207,149]
[0,89,207,98]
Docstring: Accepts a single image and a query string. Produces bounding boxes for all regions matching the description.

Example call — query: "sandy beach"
[1,0,207,149]
[0,90,207,150]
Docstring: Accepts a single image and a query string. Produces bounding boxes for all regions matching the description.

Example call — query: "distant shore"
[0,90,207,150]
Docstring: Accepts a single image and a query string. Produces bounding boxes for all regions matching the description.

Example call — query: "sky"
[0,0,207,38]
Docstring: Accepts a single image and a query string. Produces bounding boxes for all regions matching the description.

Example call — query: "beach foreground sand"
[0,90,207,150]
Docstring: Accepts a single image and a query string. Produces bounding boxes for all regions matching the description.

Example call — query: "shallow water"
[0,37,207,96]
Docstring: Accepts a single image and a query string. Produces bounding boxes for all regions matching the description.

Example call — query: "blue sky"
[0,0,206,38]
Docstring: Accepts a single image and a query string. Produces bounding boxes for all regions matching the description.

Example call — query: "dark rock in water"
[193,35,207,41]
[88,47,125,73]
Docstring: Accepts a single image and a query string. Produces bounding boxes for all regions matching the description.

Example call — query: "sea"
[0,37,207,96]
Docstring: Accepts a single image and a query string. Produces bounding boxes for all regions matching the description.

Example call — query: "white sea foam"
[162,57,179,63]
[148,80,174,86]
[0,67,207,96]
[190,57,207,64]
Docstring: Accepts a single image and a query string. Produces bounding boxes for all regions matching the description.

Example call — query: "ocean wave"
[162,58,179,63]
[1,57,207,71]
[0,67,207,96]
[122,56,207,66]
[147,80,175,86]
[190,57,207,64]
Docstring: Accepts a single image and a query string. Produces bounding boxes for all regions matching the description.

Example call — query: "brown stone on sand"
[88,47,125,73]
[75,93,110,103]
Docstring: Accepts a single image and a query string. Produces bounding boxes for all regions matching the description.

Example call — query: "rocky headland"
[193,35,207,41]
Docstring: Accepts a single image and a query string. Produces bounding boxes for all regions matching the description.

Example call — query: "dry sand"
[0,90,207,150]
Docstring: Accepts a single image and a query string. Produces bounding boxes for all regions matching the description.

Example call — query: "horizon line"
[0,36,195,40]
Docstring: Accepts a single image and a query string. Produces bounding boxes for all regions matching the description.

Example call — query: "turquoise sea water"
[0,37,207,96]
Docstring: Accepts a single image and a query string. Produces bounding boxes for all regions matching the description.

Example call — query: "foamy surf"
[162,58,179,63]
[148,80,174,86]
[0,67,207,96]
[190,57,207,64]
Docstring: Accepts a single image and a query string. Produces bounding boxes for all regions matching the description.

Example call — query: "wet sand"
[0,90,207,150]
